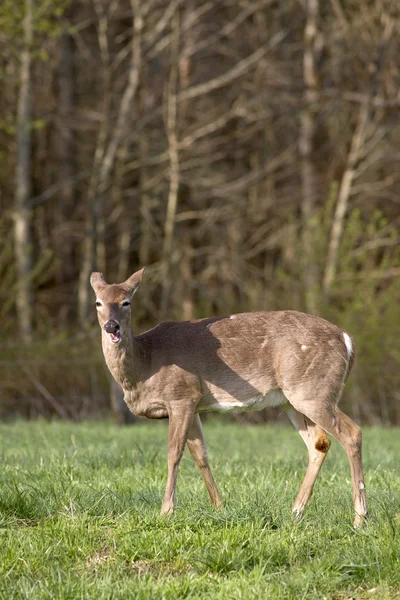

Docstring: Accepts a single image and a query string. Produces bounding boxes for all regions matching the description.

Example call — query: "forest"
[1,0,400,423]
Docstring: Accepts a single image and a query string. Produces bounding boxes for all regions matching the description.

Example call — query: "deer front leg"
[187,414,222,509]
[161,406,194,515]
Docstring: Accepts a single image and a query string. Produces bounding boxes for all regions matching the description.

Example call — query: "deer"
[90,267,368,527]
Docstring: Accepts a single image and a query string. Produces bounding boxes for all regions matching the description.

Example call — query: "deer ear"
[123,267,145,297]
[90,272,106,293]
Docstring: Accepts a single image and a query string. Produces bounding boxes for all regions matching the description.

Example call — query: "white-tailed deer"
[90,268,367,526]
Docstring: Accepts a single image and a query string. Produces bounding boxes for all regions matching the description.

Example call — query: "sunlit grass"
[0,420,399,599]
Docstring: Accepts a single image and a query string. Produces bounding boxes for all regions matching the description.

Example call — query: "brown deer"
[90,268,368,526]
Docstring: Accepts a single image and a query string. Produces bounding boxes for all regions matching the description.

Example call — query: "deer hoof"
[353,513,368,528]
[160,505,174,516]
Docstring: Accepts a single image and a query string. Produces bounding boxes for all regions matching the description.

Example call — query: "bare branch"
[178,30,288,103]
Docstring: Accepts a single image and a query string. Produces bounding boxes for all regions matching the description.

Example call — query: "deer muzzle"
[104,320,121,344]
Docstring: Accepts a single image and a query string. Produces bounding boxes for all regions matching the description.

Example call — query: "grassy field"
[0,420,399,599]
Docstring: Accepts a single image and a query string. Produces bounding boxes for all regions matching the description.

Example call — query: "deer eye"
[121,301,130,308]
[95,301,102,308]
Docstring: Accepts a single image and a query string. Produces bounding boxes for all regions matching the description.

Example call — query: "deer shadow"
[136,316,269,402]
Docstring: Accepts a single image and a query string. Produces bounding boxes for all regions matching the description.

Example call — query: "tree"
[14,0,34,341]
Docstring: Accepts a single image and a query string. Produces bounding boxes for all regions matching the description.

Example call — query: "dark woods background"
[1,0,400,424]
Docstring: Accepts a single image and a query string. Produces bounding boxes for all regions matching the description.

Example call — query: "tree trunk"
[138,133,152,269]
[300,0,319,314]
[322,102,369,296]
[14,0,34,342]
[78,0,142,325]
[181,235,193,320]
[160,8,180,319]
[110,379,136,425]
[323,17,393,296]
[56,30,75,282]
[116,143,131,282]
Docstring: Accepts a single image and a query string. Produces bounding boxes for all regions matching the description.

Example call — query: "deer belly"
[199,389,287,414]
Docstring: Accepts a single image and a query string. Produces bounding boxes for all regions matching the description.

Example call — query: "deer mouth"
[109,331,122,344]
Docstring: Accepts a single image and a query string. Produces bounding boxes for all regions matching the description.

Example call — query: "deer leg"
[161,407,194,515]
[288,399,368,527]
[286,406,331,519]
[321,406,367,527]
[187,414,222,509]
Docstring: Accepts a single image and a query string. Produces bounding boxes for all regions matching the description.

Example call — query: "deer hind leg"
[286,406,331,520]
[187,414,222,509]
[287,396,368,527]
[161,406,194,515]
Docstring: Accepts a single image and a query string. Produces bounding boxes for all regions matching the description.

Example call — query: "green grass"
[0,420,399,599]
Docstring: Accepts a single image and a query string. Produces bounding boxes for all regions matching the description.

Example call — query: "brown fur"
[90,268,368,525]
[315,435,331,453]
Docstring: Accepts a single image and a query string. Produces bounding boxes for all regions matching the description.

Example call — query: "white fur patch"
[205,389,287,414]
[343,332,353,358]
[301,345,308,351]
[338,331,353,397]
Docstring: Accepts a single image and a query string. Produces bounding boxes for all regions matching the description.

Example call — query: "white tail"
[90,268,368,526]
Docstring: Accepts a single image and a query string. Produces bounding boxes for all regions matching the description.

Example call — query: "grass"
[0,420,399,599]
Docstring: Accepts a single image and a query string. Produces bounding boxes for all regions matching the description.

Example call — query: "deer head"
[90,268,145,345]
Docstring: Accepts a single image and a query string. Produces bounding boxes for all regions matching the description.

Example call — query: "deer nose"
[104,320,120,334]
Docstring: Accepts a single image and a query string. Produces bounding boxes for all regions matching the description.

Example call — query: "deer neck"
[101,328,143,391]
